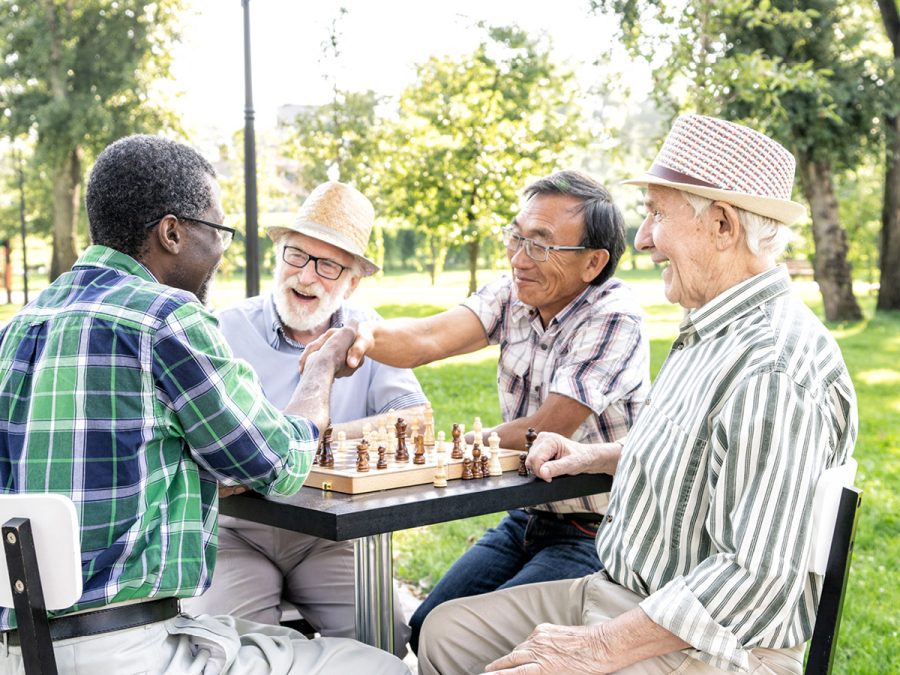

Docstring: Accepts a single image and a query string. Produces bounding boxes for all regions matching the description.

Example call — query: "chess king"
[305,170,651,653]
[183,181,427,655]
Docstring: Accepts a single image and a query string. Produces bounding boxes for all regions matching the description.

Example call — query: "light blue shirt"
[217,293,428,423]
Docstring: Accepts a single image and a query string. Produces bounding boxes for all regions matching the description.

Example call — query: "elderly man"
[185,182,426,652]
[416,115,858,675]
[308,170,650,653]
[0,136,408,675]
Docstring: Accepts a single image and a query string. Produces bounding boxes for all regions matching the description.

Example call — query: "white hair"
[680,192,792,260]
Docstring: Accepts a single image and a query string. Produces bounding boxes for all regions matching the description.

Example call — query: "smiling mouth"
[291,289,319,301]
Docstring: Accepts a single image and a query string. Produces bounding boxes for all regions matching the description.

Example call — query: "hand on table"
[526,433,621,481]
[484,623,611,675]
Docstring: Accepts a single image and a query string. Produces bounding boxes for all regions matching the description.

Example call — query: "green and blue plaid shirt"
[0,246,317,629]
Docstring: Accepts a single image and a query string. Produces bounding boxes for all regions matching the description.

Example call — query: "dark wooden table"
[220,471,612,652]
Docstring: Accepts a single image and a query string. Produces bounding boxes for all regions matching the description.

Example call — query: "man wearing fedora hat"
[415,116,857,674]
[183,181,426,654]
[304,170,651,655]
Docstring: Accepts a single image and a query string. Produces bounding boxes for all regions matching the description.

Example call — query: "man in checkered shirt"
[309,170,650,654]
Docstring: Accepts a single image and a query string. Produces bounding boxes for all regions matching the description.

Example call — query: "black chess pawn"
[461,457,475,480]
[395,418,409,462]
[517,452,529,476]
[480,454,490,478]
[413,434,426,465]
[525,427,538,451]
[320,426,334,468]
[451,423,464,459]
[472,445,483,479]
[376,446,388,470]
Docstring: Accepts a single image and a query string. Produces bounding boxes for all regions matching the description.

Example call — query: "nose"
[508,243,532,267]
[297,260,320,284]
[634,215,654,252]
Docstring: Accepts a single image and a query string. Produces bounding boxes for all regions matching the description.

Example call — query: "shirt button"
[534,385,541,393]
[674,343,684,350]
[540,343,548,351]
[606,515,613,523]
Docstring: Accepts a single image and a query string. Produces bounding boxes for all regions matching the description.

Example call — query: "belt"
[3,597,180,647]
[524,508,603,525]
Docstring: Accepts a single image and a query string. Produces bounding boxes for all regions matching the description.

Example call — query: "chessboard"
[306,407,534,495]
[307,445,522,494]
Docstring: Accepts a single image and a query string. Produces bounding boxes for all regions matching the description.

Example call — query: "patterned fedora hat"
[267,181,379,276]
[624,114,806,225]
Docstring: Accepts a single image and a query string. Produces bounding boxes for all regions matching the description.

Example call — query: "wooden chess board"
[307,445,522,494]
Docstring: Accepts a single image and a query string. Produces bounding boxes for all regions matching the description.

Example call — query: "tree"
[384,25,587,293]
[876,0,900,310]
[0,0,183,279]
[594,0,874,321]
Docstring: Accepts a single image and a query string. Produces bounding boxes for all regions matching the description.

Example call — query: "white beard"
[272,271,351,335]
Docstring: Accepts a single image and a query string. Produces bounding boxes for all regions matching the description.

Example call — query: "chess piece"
[472,416,483,446]
[356,441,370,473]
[336,430,347,459]
[395,418,409,462]
[433,454,448,488]
[410,417,420,441]
[461,457,475,480]
[517,452,529,476]
[387,412,398,452]
[376,446,388,470]
[413,434,426,464]
[451,423,464,459]
[320,426,334,468]
[480,453,490,478]
[378,420,390,453]
[434,430,446,458]
[525,427,538,451]
[423,402,435,447]
[472,444,483,479]
[488,432,503,477]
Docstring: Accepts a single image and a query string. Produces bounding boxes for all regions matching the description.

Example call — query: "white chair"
[0,493,82,675]
[804,459,862,674]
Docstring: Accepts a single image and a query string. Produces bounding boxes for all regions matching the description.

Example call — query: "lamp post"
[242,0,260,297]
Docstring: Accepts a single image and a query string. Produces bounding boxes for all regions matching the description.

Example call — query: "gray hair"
[86,135,217,258]
[681,192,791,259]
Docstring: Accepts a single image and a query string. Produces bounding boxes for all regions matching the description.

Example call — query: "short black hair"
[85,135,217,258]
[523,170,626,286]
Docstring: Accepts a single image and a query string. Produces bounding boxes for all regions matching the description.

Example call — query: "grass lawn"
[1,265,896,672]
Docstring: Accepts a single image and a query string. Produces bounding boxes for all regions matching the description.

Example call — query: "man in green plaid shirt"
[0,136,408,674]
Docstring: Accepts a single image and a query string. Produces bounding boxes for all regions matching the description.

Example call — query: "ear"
[344,273,361,299]
[581,248,611,284]
[153,215,184,255]
[711,202,743,251]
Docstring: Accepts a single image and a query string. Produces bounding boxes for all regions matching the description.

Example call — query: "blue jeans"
[408,509,603,653]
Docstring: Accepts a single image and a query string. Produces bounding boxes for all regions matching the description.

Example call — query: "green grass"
[2,266,896,672]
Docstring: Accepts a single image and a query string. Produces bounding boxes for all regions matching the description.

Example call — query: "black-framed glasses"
[501,226,591,262]
[143,215,236,249]
[281,245,349,281]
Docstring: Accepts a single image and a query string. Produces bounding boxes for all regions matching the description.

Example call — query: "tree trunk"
[49,147,82,281]
[467,238,479,296]
[798,154,863,322]
[878,112,900,310]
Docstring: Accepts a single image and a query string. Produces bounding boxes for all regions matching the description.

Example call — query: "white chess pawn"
[488,432,503,477]
[459,424,467,453]
[378,422,389,454]
[423,403,435,447]
[336,430,347,458]
[434,430,446,458]
[473,416,483,437]
[410,417,420,441]
[433,453,448,488]
[362,422,373,438]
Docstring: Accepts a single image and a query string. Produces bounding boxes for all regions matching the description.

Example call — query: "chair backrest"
[804,460,862,675]
[0,493,82,610]
[0,493,82,675]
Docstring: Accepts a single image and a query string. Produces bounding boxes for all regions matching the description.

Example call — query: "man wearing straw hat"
[415,115,857,674]
[184,182,425,654]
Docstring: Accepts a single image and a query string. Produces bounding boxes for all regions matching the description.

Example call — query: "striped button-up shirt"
[0,246,318,630]
[596,266,858,671]
[463,275,649,515]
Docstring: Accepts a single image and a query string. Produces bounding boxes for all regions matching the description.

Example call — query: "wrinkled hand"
[300,321,374,374]
[218,485,248,498]
[484,623,611,675]
[300,326,358,378]
[526,433,618,482]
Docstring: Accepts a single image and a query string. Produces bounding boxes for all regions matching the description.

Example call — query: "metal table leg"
[353,532,394,653]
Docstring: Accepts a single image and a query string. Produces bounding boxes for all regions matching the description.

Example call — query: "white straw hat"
[267,182,380,276]
[623,114,806,225]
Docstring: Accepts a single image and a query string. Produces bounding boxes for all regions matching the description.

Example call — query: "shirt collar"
[73,245,159,284]
[263,292,344,349]
[686,265,791,340]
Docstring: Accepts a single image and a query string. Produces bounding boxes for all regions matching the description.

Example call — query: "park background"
[1,1,898,672]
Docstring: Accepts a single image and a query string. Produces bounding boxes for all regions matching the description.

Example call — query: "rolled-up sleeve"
[640,371,834,671]
[461,277,511,344]
[153,303,316,498]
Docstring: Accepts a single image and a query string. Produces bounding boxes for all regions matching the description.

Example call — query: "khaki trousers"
[417,573,805,675]
[0,613,409,675]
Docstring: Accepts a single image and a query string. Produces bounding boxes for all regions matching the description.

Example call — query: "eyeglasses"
[143,215,236,249]
[501,226,591,262]
[281,245,349,281]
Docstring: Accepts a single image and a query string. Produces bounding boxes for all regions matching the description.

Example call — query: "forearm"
[282,358,336,432]
[366,319,439,368]
[332,404,428,439]
[594,608,690,671]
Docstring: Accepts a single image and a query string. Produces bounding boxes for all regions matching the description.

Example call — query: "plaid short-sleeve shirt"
[462,275,649,515]
[0,246,318,629]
